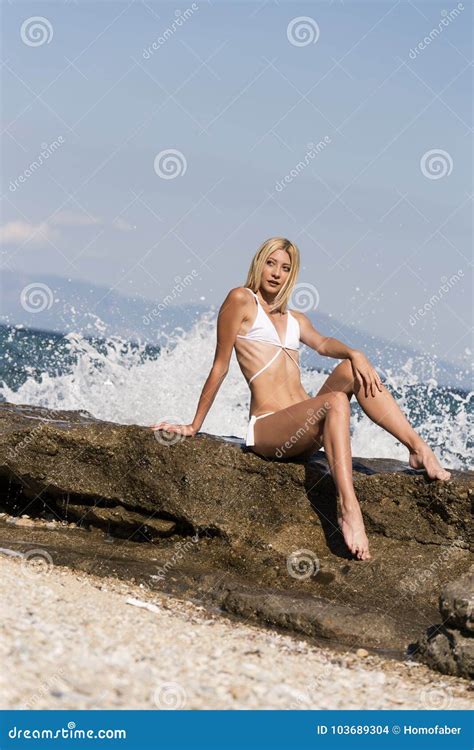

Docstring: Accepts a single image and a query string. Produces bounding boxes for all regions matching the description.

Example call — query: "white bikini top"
[235,288,301,384]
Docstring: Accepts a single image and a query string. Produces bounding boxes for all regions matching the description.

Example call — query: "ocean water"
[0,315,472,471]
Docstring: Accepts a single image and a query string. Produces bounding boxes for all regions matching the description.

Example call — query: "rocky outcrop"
[0,402,472,665]
[415,570,474,678]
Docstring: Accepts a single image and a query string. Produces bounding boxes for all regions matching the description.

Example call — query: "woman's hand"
[150,422,197,437]
[349,351,383,398]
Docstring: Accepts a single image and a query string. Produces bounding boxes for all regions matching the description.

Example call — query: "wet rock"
[415,570,474,679]
[416,625,474,679]
[439,570,473,633]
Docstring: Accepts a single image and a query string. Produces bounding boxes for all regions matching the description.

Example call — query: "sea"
[0,311,472,472]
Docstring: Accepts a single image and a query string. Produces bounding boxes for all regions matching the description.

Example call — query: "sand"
[0,553,471,710]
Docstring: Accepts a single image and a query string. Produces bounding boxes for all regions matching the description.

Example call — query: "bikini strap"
[244,287,258,300]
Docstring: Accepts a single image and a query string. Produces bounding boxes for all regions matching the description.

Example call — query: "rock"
[416,625,474,679]
[64,504,177,541]
[0,401,472,663]
[439,570,473,633]
[356,648,369,658]
[415,569,474,679]
[13,518,35,527]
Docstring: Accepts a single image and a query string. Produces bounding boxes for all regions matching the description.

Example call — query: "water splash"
[0,314,471,470]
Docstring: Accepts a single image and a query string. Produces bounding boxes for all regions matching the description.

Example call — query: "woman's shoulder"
[287,307,309,328]
[224,286,255,305]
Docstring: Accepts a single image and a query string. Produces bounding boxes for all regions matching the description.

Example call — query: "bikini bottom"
[245,412,275,447]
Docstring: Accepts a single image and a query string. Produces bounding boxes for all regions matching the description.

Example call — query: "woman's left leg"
[315,359,451,481]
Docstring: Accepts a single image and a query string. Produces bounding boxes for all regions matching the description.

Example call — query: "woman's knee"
[313,391,349,417]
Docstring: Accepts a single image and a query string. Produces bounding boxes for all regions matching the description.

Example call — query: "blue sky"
[1,0,472,367]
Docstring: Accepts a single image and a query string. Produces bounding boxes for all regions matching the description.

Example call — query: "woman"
[152,237,451,561]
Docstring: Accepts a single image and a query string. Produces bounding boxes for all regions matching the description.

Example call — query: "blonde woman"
[152,237,451,561]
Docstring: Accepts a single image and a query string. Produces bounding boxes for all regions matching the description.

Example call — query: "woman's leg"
[315,360,451,481]
[252,392,371,560]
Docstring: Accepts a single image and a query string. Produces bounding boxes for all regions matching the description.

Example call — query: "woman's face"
[260,249,291,294]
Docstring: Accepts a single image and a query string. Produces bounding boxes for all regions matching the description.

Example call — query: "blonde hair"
[244,237,300,312]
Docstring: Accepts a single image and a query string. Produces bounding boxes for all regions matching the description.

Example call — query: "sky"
[1,0,472,368]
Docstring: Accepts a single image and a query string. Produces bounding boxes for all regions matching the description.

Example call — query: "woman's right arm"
[151,288,249,436]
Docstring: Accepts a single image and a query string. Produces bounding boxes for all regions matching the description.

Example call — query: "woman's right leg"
[253,393,371,560]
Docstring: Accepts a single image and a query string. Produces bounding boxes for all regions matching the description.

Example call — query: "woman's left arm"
[296,312,383,397]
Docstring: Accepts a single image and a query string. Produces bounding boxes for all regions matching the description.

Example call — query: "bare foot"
[408,442,451,481]
[337,501,371,561]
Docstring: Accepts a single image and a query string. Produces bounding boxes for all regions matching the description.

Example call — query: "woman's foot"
[408,441,451,481]
[337,500,371,561]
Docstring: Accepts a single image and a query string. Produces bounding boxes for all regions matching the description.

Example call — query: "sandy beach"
[1,553,471,711]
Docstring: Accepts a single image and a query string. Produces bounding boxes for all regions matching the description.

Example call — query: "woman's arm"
[151,288,249,435]
[296,310,356,358]
[295,311,382,397]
